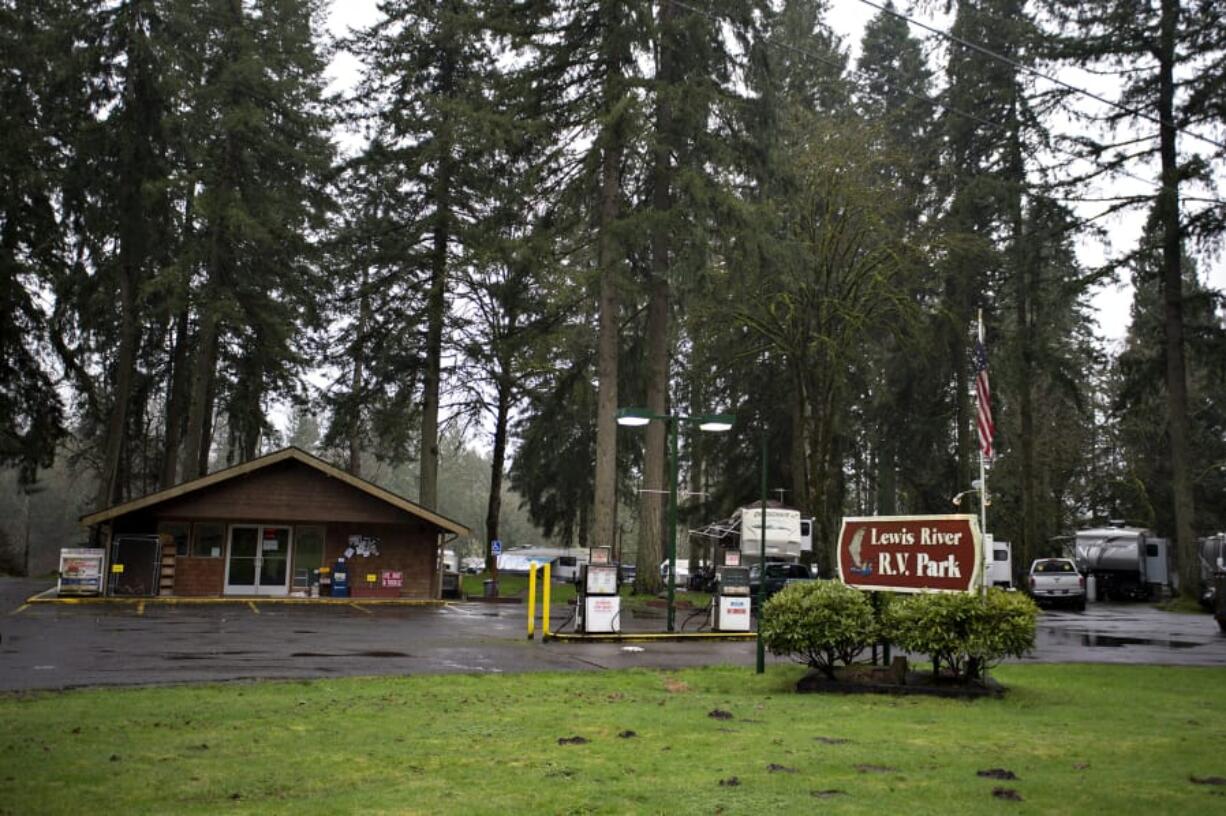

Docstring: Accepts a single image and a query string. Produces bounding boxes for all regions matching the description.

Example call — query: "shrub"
[883,589,1038,681]
[760,580,877,679]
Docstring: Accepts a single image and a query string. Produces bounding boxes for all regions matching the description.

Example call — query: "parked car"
[1028,558,1086,611]
[749,562,814,605]
[659,560,692,589]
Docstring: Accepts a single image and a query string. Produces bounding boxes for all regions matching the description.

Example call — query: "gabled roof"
[80,447,470,536]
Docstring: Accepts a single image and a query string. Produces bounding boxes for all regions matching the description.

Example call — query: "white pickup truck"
[1029,558,1086,611]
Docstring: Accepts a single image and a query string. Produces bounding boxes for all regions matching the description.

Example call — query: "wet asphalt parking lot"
[2,578,1224,692]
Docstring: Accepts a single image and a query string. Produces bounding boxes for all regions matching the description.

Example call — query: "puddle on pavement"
[1041,627,1202,650]
[1079,634,1198,649]
[290,651,411,658]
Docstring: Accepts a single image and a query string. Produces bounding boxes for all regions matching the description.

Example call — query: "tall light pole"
[617,407,733,632]
[757,428,767,674]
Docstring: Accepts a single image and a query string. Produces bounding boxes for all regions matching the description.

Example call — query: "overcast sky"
[324,0,1225,349]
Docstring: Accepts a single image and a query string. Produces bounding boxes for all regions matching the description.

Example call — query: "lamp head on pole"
[697,414,735,433]
[616,407,652,427]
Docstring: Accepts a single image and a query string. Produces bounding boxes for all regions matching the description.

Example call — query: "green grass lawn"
[2,664,1224,815]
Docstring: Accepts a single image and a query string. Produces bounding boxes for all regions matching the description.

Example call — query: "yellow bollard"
[542,562,551,637]
[527,561,537,639]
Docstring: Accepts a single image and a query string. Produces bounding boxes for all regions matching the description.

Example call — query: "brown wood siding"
[148,460,413,525]
[96,459,453,598]
[325,523,439,599]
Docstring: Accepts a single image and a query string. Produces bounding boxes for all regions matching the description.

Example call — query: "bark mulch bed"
[795,658,1006,700]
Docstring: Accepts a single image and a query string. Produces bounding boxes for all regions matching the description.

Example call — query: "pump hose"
[682,606,709,632]
[559,604,578,633]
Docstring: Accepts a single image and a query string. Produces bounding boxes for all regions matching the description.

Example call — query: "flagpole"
[978,310,988,599]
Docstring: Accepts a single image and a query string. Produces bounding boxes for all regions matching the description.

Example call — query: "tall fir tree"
[1039,0,1225,595]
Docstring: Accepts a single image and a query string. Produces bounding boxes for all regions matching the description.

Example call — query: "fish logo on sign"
[847,528,873,577]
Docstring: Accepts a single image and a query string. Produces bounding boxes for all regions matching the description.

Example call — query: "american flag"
[974,338,995,459]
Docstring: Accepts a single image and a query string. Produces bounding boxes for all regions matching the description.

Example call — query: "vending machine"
[57,548,106,596]
[576,547,620,633]
[710,565,752,632]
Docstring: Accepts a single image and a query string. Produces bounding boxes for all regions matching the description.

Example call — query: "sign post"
[490,539,502,589]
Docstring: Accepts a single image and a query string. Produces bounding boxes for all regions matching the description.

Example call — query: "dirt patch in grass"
[663,677,691,694]
[855,764,897,774]
[977,769,1018,780]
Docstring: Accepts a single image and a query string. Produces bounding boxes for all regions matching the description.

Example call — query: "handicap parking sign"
[491,539,502,556]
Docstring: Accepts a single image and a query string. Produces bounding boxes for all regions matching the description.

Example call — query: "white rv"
[1067,525,1171,601]
[691,504,814,566]
[985,536,1013,589]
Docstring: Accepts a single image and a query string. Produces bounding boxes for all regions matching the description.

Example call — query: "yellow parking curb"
[543,631,758,643]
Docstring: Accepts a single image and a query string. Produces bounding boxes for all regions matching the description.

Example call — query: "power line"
[856,0,1226,153]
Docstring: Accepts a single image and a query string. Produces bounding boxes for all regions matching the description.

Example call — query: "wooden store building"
[79,447,470,599]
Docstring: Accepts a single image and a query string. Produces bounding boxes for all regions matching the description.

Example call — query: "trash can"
[483,579,498,598]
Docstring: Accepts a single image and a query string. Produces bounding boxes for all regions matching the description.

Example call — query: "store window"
[193,522,226,558]
[158,521,191,557]
[294,526,325,577]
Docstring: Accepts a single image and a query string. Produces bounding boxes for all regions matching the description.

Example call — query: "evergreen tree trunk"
[876,429,897,515]
[96,269,137,509]
[637,0,677,595]
[592,22,626,557]
[1008,100,1039,568]
[181,309,218,481]
[639,275,669,593]
[160,302,190,488]
[790,365,809,513]
[485,379,511,572]
[348,268,370,477]
[1157,0,1197,599]
[420,163,450,510]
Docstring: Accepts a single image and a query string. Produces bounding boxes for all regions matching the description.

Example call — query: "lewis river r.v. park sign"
[836,515,983,594]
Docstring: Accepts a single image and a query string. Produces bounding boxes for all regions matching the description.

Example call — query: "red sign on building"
[836,515,982,594]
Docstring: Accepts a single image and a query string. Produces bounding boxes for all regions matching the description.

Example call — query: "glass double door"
[225,525,291,596]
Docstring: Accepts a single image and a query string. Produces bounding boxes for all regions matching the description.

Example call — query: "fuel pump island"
[528,546,758,642]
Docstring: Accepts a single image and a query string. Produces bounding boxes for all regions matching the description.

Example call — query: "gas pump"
[576,546,620,634]
[710,551,751,632]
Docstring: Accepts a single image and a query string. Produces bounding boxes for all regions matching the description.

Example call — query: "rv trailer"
[1068,525,1170,601]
